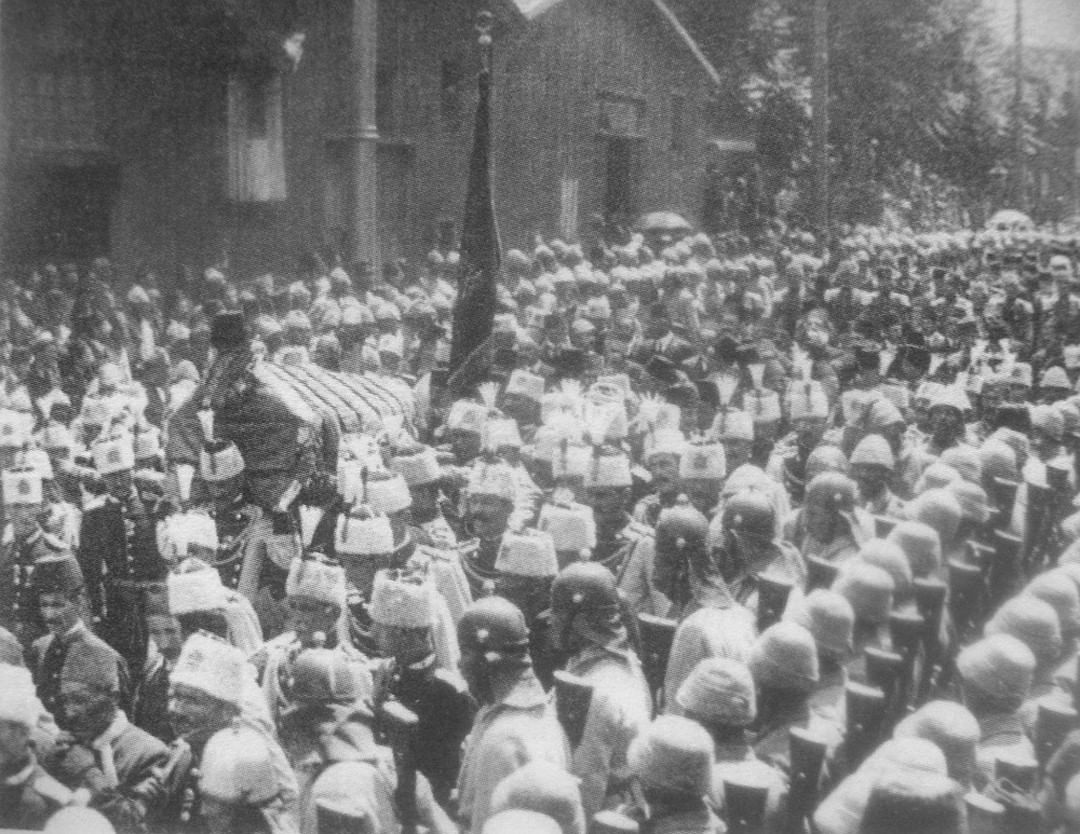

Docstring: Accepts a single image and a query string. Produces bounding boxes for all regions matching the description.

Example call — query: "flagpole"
[477,9,494,74]
[447,10,503,396]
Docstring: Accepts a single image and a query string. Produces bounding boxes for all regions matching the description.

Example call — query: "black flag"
[448,26,501,396]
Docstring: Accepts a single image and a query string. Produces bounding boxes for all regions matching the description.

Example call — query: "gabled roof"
[504,0,722,87]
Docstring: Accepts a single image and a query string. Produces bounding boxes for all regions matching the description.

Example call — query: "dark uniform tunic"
[378,653,474,806]
[78,490,167,673]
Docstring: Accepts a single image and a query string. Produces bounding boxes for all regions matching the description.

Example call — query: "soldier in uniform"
[0,664,80,829]
[254,552,373,730]
[849,434,905,518]
[157,632,299,833]
[80,430,168,675]
[457,460,519,595]
[29,554,130,728]
[133,597,183,743]
[1,463,83,645]
[369,568,473,809]
[586,447,656,587]
[391,442,459,550]
[765,380,831,506]
[456,597,567,833]
[550,563,652,820]
[714,490,805,612]
[45,635,170,833]
[675,658,790,833]
[198,436,264,592]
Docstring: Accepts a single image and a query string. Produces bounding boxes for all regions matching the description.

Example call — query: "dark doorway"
[6,164,116,266]
[604,138,639,228]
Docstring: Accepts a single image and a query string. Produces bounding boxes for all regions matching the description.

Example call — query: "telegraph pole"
[350,0,379,268]
[811,0,829,245]
[1013,0,1026,211]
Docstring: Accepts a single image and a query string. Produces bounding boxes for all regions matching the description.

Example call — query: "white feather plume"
[197,408,215,442]
[717,372,739,407]
[634,393,663,432]
[477,381,499,411]
[584,401,614,446]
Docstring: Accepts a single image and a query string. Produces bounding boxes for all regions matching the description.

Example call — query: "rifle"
[967,540,995,571]
[888,610,924,713]
[1024,480,1053,574]
[722,779,769,834]
[989,477,1020,530]
[864,648,904,730]
[590,810,640,834]
[553,670,594,750]
[947,559,983,641]
[756,575,794,634]
[786,728,827,834]
[637,613,677,711]
[964,792,1005,834]
[872,515,898,539]
[990,530,1025,606]
[993,750,1038,792]
[379,700,420,834]
[1035,701,1078,771]
[912,578,947,702]
[806,556,838,593]
[844,682,887,771]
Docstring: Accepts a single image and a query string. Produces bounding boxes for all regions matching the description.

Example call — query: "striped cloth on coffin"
[258,363,415,437]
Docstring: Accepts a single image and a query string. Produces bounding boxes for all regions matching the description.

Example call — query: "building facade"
[0,0,743,279]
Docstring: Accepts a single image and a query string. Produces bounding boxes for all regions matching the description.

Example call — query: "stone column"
[350,0,379,269]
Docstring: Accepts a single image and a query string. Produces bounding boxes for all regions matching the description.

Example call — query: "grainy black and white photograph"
[1,0,1080,833]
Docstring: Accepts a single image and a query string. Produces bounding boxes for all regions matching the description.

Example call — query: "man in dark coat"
[44,636,170,834]
[80,431,167,675]
[29,554,131,725]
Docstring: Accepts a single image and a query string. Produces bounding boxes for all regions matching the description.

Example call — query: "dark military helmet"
[457,596,530,656]
[289,648,361,704]
[551,562,620,616]
[655,496,709,551]
[722,489,776,540]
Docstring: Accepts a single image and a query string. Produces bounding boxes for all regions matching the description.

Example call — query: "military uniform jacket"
[710,745,790,834]
[379,653,474,805]
[256,631,374,730]
[406,536,472,626]
[204,495,261,589]
[132,653,174,744]
[155,722,300,834]
[664,604,757,711]
[46,712,170,833]
[0,754,77,830]
[457,669,568,833]
[562,641,653,821]
[79,492,167,617]
[31,623,131,723]
[614,520,671,619]
[0,525,70,641]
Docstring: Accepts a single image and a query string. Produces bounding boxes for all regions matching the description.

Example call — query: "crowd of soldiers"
[4,221,1080,834]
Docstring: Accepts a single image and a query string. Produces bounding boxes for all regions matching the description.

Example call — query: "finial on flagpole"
[476,10,494,71]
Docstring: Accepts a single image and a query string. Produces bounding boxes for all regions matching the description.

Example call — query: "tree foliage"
[698,0,1027,226]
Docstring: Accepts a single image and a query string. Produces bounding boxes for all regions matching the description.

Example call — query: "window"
[227,75,287,202]
[671,94,686,151]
